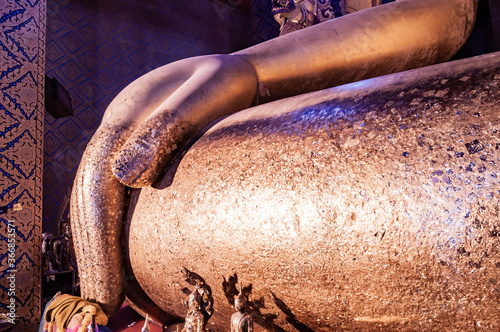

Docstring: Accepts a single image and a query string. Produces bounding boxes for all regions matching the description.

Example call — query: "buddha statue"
[230,287,253,332]
[70,0,480,329]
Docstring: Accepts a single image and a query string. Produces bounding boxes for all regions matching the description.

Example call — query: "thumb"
[112,110,196,188]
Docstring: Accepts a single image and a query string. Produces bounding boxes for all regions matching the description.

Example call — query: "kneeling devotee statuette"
[230,287,253,332]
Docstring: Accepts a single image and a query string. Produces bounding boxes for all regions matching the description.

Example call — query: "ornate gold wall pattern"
[0,0,45,327]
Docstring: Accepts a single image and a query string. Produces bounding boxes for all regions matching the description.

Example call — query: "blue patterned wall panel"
[0,0,44,327]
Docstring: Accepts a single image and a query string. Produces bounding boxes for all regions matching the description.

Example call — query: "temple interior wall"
[0,0,45,327]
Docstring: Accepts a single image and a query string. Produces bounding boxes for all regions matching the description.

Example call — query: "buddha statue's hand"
[70,0,478,320]
[109,54,258,188]
[71,55,256,314]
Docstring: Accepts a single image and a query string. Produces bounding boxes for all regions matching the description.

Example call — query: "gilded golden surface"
[70,0,478,326]
[128,52,500,330]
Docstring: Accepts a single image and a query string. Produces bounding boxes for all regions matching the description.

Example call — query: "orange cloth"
[44,295,107,332]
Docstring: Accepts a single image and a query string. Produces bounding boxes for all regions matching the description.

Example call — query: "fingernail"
[112,138,158,188]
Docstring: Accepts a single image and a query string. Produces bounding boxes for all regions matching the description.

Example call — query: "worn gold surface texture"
[70,124,134,314]
[127,52,500,331]
[235,0,477,103]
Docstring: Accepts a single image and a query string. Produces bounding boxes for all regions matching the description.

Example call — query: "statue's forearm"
[235,0,477,102]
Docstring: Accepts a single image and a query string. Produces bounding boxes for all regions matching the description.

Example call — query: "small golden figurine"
[181,286,207,332]
[230,287,253,332]
[180,268,214,331]
[272,0,319,35]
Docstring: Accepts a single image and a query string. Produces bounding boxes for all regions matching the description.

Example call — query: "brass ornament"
[272,0,319,35]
